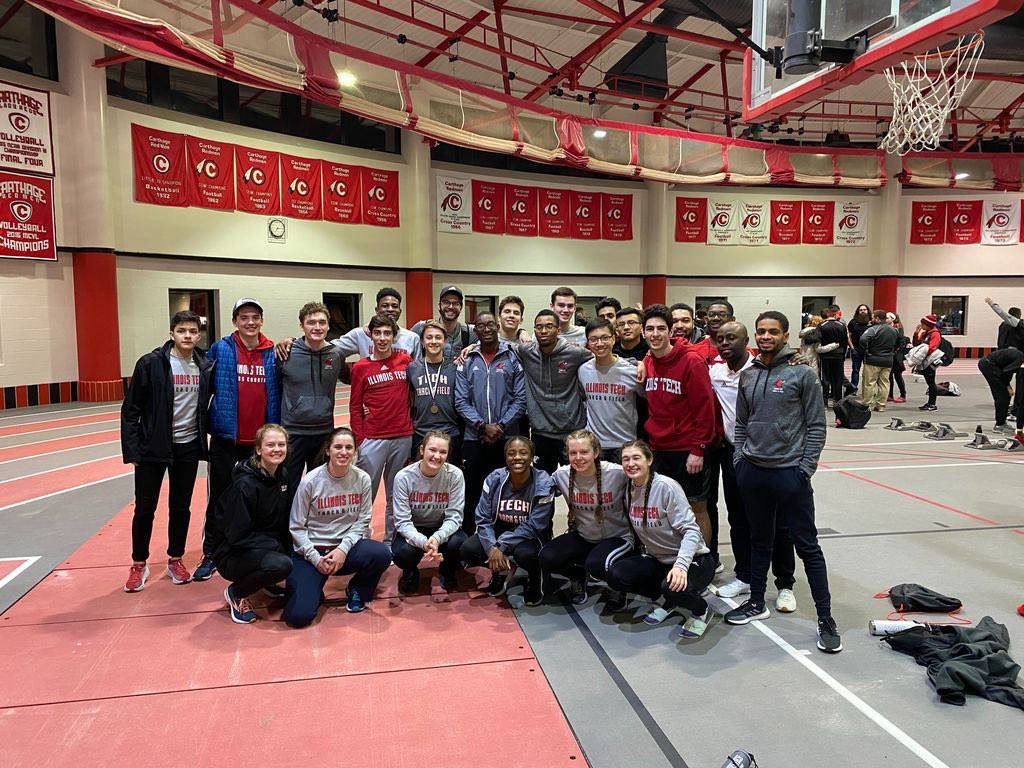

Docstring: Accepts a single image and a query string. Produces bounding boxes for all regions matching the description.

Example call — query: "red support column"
[873,277,898,314]
[405,269,434,329]
[73,251,124,402]
[643,275,666,307]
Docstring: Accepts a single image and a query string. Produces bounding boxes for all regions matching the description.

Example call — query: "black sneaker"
[261,583,287,599]
[600,589,628,615]
[398,569,420,595]
[919,403,938,412]
[817,616,843,653]
[523,581,544,607]
[724,600,770,625]
[486,574,507,597]
[568,578,587,605]
[192,556,217,582]
[438,570,458,592]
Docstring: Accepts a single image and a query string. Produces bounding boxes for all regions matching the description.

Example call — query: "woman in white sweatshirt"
[283,427,392,627]
[605,440,716,639]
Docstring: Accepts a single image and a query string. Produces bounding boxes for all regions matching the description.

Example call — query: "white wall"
[897,277,1024,348]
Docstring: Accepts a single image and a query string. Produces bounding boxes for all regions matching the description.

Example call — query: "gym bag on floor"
[833,395,871,429]
[886,583,963,613]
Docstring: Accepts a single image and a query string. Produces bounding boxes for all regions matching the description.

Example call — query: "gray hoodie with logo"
[277,337,342,435]
[392,462,465,547]
[513,339,592,438]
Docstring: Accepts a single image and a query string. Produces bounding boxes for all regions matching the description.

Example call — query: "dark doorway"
[322,292,360,341]
[169,289,217,351]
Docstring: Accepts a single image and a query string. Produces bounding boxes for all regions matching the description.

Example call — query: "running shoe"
[346,591,366,613]
[398,568,420,595]
[715,578,751,599]
[262,584,287,599]
[485,574,507,597]
[724,600,770,625]
[224,586,257,624]
[919,404,937,412]
[600,590,628,615]
[165,558,192,585]
[817,616,843,653]
[192,556,217,582]
[775,588,797,613]
[893,397,906,403]
[678,607,715,639]
[438,570,458,592]
[523,582,544,607]
[568,578,588,605]
[124,563,149,593]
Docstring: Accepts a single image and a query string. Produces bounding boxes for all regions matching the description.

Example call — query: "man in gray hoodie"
[724,310,842,655]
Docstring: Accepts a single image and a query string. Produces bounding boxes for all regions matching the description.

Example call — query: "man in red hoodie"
[350,313,414,543]
[641,304,717,542]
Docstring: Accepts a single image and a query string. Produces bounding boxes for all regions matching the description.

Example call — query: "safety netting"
[899,152,1024,190]
[31,0,886,188]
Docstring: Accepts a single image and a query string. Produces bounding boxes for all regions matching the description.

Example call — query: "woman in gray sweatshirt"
[283,427,392,627]
[606,440,716,639]
[540,430,633,606]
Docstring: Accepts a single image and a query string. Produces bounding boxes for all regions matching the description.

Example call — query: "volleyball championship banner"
[738,200,769,245]
[132,124,187,206]
[322,161,362,224]
[280,155,322,220]
[539,188,570,238]
[360,167,399,227]
[707,200,739,245]
[769,201,801,244]
[506,184,539,236]
[601,193,633,241]
[185,135,234,210]
[234,146,280,215]
[0,170,56,261]
[945,200,982,245]
[834,200,867,247]
[674,197,707,243]
[471,179,505,234]
[801,200,834,245]
[0,80,53,176]
[570,190,601,240]
[436,175,471,233]
[909,201,946,244]
[981,199,1019,245]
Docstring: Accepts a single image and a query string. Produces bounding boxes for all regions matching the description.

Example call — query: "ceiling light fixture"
[955,171,969,179]
[593,129,607,138]
[338,70,358,88]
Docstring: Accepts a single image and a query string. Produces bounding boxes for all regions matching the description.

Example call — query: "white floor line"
[0,454,121,484]
[0,404,120,423]
[718,597,951,768]
[0,417,119,437]
[819,461,1016,472]
[0,426,119,450]
[0,556,42,589]
[0,472,132,513]
[0,440,120,466]
[834,440,958,447]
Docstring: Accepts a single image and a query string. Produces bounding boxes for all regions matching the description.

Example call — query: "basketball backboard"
[743,0,1023,123]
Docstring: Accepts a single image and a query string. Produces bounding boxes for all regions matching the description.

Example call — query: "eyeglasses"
[616,319,641,327]
[588,335,614,343]
[706,311,730,319]
[475,321,497,329]
[440,300,462,308]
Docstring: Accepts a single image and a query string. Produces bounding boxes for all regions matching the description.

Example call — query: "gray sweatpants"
[356,436,412,542]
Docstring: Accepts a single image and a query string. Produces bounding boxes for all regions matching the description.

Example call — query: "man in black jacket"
[978,347,1024,433]
[817,305,849,406]
[120,310,213,593]
[858,310,900,412]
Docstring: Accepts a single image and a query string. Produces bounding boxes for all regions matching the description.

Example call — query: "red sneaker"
[894,397,906,403]
[124,563,149,593]
[166,558,192,585]
[1018,603,1024,617]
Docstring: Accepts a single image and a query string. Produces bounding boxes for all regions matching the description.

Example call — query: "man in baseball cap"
[411,284,477,361]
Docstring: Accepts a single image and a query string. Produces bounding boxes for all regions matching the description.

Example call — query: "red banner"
[132,124,186,206]
[506,184,538,236]
[769,200,801,244]
[909,201,946,244]
[674,197,707,242]
[280,154,322,220]
[945,200,981,245]
[321,161,362,224]
[571,190,601,240]
[185,135,233,210]
[801,200,834,245]
[471,179,505,234]
[601,193,633,240]
[0,170,55,260]
[538,188,570,238]
[235,146,280,215]
[361,167,399,227]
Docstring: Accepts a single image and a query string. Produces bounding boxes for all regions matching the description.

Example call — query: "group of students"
[120,285,842,652]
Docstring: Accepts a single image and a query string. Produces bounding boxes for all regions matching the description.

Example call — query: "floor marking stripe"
[0,404,119,422]
[0,454,122,484]
[0,416,118,438]
[0,426,121,450]
[0,473,132,513]
[0,556,41,590]
[0,439,119,466]
[820,461,1013,472]
[834,471,999,525]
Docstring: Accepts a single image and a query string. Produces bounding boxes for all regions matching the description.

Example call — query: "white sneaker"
[776,588,797,613]
[715,578,750,599]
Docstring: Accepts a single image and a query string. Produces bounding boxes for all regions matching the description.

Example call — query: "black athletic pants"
[131,438,201,563]
[538,531,633,587]
[460,533,542,589]
[736,458,832,619]
[820,357,845,404]
[461,440,506,535]
[391,524,468,578]
[922,366,938,406]
[979,360,1012,425]
[606,553,716,616]
[532,432,567,476]
[203,436,253,557]
[889,367,906,399]
[217,547,293,599]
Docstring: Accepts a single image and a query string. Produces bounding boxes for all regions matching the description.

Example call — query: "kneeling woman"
[285,427,392,627]
[460,436,554,606]
[606,440,716,638]
[541,430,632,604]
[215,424,294,624]
[391,431,467,594]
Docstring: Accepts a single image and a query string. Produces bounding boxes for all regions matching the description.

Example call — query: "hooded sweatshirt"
[514,339,592,437]
[277,337,343,435]
[625,473,707,571]
[214,459,292,564]
[552,462,631,543]
[734,346,826,478]
[392,462,465,547]
[289,463,373,567]
[476,467,556,554]
[349,350,413,443]
[643,340,717,456]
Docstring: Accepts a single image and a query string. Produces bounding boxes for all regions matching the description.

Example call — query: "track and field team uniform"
[121,341,212,567]
[277,337,343,483]
[408,356,463,466]
[350,349,414,542]
[541,463,633,589]
[578,357,642,463]
[332,325,422,360]
[411,320,476,361]
[286,464,391,627]
[391,462,467,582]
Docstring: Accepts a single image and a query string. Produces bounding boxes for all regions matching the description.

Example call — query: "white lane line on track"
[0,454,121,484]
[833,440,955,447]
[0,418,119,437]
[0,426,119,450]
[0,440,120,466]
[0,404,120,423]
[0,556,42,589]
[819,461,1019,472]
[0,473,132,513]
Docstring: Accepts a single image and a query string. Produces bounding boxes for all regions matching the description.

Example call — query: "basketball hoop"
[880,32,985,155]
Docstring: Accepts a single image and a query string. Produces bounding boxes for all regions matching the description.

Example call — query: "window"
[322,293,359,341]
[0,0,57,80]
[169,68,221,120]
[932,296,967,336]
[802,295,835,328]
[169,289,217,351]
[105,55,148,103]
[464,295,496,323]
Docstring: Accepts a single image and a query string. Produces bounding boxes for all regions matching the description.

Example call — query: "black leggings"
[538,531,633,586]
[461,533,542,588]
[922,366,938,406]
[391,526,468,578]
[606,553,716,616]
[979,361,1012,425]
[889,367,906,399]
[217,548,293,598]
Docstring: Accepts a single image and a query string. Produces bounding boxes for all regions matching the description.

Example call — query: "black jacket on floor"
[883,616,1024,710]
[214,459,292,564]
[121,341,213,464]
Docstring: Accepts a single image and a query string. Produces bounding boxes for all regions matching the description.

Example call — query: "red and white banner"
[361,167,400,227]
[674,197,707,243]
[0,170,56,261]
[185,135,234,210]
[0,81,53,176]
[738,200,769,245]
[436,175,471,233]
[571,190,601,240]
[981,199,1019,245]
[769,201,801,244]
[506,184,538,236]
[945,200,982,245]
[132,124,187,206]
[909,201,945,244]
[280,155,322,220]
[235,146,280,215]
[539,188,570,238]
[801,201,834,245]
[707,200,739,245]
[601,193,633,241]
[834,200,867,247]
[472,179,505,234]
[322,161,361,224]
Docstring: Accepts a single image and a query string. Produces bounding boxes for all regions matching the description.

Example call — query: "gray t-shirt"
[559,324,587,347]
[552,461,631,543]
[169,352,200,444]
[408,358,460,437]
[393,462,465,547]
[578,357,643,449]
[332,326,421,359]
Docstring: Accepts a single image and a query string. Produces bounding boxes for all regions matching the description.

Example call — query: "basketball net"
[881,32,984,155]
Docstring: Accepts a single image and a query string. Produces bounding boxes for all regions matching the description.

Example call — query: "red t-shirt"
[349,350,414,443]
[234,331,272,444]
[643,341,717,456]
[688,337,722,366]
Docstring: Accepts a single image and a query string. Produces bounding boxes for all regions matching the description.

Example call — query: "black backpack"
[833,395,871,429]
[938,337,955,366]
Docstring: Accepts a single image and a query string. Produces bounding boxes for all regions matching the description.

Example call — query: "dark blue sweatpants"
[282,539,392,628]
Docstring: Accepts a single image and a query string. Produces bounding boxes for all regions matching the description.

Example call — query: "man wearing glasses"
[612,307,649,363]
[412,285,477,361]
[579,319,643,463]
[688,300,736,366]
